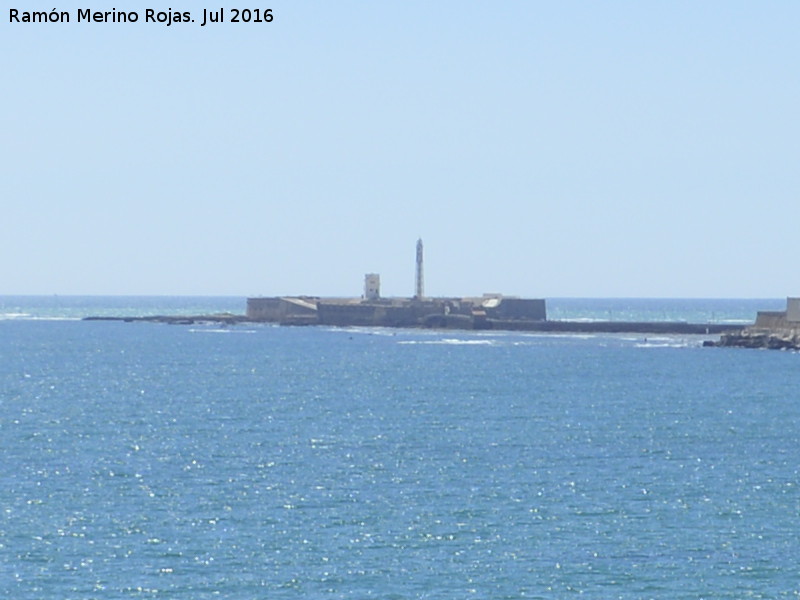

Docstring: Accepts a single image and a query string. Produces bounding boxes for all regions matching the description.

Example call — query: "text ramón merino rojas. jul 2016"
[8,8,274,26]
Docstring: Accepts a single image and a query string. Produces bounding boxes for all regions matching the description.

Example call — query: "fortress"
[83,239,746,336]
[245,240,742,334]
[246,239,547,329]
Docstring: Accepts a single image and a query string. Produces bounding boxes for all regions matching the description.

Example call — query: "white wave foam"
[550,317,607,323]
[398,338,497,346]
[31,316,82,321]
[0,314,80,321]
[188,328,256,334]
[322,326,399,336]
[635,342,691,349]
[516,333,598,340]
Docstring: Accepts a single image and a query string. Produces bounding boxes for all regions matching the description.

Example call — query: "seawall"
[485,320,742,335]
[83,314,744,336]
[83,314,250,325]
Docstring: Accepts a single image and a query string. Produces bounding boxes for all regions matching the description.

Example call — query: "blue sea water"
[2,297,800,598]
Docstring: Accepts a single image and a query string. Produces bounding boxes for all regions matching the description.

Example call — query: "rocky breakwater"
[83,314,250,325]
[708,305,800,350]
[713,326,800,350]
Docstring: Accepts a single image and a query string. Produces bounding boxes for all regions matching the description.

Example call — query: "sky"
[3,2,799,298]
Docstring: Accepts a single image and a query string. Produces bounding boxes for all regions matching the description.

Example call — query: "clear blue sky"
[3,2,798,297]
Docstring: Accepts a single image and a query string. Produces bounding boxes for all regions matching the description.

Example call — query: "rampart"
[753,311,795,331]
[317,300,442,327]
[246,297,318,322]
[246,295,547,328]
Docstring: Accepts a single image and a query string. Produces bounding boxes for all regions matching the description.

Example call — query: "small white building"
[364,273,380,300]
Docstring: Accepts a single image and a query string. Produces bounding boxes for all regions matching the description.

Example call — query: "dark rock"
[715,328,800,350]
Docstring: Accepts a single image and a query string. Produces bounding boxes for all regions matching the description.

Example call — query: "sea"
[2,296,799,599]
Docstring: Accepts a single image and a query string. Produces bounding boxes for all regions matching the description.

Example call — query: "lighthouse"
[414,238,424,300]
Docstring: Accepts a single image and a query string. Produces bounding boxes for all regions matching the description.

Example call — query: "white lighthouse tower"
[414,238,424,300]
